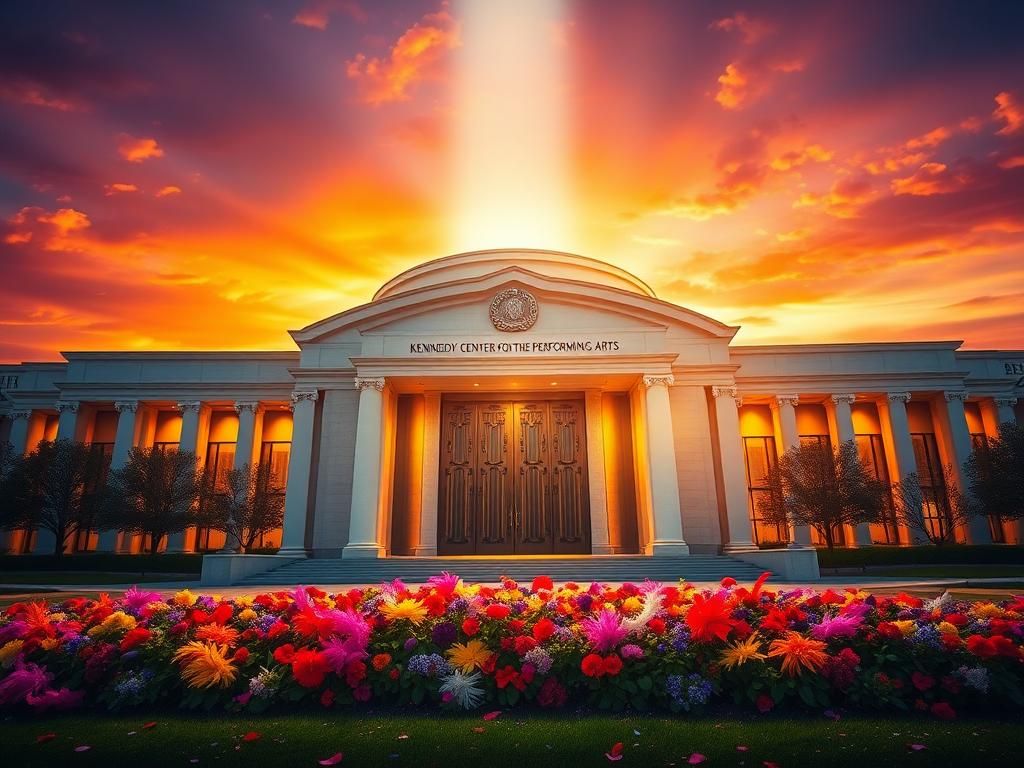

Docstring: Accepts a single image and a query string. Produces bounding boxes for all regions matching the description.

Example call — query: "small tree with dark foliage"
[964,421,1024,525]
[891,464,975,545]
[757,439,888,550]
[206,463,285,553]
[0,439,103,556]
[98,447,203,554]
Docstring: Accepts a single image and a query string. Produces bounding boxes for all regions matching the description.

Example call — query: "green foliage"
[965,421,1024,522]
[201,463,284,553]
[817,544,1024,568]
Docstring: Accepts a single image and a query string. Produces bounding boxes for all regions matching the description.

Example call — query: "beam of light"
[449,0,575,253]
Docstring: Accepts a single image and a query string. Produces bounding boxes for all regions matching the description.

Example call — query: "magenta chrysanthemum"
[582,609,628,652]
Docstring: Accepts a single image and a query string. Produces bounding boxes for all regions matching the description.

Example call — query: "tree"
[964,422,1024,524]
[757,439,888,550]
[891,464,975,545]
[0,439,103,557]
[98,447,203,554]
[206,463,285,553]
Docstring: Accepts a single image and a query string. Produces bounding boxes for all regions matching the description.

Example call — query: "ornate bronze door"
[438,397,591,555]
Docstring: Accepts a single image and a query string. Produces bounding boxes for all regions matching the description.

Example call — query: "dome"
[373,248,656,301]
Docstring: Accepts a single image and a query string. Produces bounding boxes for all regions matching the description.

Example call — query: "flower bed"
[1,574,1022,718]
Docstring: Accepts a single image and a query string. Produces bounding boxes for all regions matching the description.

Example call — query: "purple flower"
[0,661,51,707]
[0,621,27,644]
[576,594,593,612]
[404,637,419,652]
[620,644,645,660]
[431,622,458,649]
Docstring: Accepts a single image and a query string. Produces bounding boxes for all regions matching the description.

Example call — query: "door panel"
[437,397,591,555]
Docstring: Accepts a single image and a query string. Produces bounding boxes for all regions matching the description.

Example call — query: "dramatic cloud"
[292,0,367,30]
[117,135,163,163]
[709,12,773,45]
[993,91,1023,135]
[890,162,969,196]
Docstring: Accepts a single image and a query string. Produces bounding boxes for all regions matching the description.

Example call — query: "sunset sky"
[1,0,1023,363]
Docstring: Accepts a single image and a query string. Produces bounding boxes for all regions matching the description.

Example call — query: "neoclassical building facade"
[1,249,1022,559]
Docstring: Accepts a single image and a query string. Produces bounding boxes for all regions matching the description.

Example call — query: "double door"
[438,397,591,555]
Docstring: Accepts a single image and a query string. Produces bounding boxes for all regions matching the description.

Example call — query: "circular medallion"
[489,288,538,332]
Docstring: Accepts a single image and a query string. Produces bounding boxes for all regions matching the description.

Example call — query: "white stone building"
[1,249,1022,570]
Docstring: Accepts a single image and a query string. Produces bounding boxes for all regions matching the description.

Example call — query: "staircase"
[237,555,769,587]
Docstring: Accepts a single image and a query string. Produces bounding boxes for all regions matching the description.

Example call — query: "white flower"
[440,671,485,710]
[923,591,952,614]
[622,587,664,635]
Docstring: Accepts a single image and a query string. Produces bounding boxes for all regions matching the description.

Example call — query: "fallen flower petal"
[36,733,57,744]
[242,732,261,742]
[483,711,501,721]
[688,754,706,765]
[606,742,624,761]
[74,746,91,752]
[318,753,344,765]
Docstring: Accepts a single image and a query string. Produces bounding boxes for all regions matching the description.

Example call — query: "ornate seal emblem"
[489,287,538,332]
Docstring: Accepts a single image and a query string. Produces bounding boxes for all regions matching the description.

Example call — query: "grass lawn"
[0,571,188,585]
[1,713,1020,768]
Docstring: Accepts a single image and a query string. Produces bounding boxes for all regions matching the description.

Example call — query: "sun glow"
[449,0,576,253]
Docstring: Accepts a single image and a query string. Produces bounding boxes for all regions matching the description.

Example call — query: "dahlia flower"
[439,671,484,709]
[767,632,828,676]
[173,641,237,689]
[810,612,863,640]
[582,609,628,652]
[0,661,51,706]
[719,634,766,670]
[122,586,164,614]
[380,598,429,625]
[446,640,491,673]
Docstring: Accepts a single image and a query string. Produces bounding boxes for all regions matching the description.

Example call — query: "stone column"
[222,401,261,553]
[415,392,441,556]
[772,394,811,547]
[711,386,755,551]
[830,394,872,546]
[343,378,387,559]
[585,390,612,554]
[279,391,319,557]
[943,391,991,545]
[166,402,203,554]
[109,402,144,553]
[994,397,1018,427]
[7,409,31,455]
[641,375,689,556]
[35,402,80,553]
[885,392,919,543]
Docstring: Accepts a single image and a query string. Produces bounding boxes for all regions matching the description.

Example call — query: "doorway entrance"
[437,396,591,555]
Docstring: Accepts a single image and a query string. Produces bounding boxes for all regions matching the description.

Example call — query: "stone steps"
[238,555,769,586]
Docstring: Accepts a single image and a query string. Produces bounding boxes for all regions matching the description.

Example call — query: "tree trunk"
[52,525,65,558]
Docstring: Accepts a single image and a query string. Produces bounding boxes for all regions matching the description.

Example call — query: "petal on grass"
[319,753,344,765]
[688,754,706,765]
[243,731,261,742]
[606,742,624,761]
[74,746,91,752]
[483,711,501,721]
[36,733,57,744]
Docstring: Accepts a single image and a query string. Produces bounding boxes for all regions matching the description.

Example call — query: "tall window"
[252,441,290,549]
[152,441,178,453]
[74,442,114,552]
[855,433,899,543]
[196,441,236,550]
[743,435,789,546]
[969,432,1005,543]
[911,433,950,541]
[799,433,842,546]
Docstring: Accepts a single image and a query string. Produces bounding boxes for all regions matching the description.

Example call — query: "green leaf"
[637,676,653,691]
[798,685,817,708]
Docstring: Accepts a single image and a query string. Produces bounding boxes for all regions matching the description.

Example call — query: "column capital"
[290,390,319,409]
[830,393,856,406]
[642,374,674,389]
[234,400,262,414]
[887,391,912,404]
[176,400,202,413]
[771,394,800,409]
[354,377,386,392]
[994,396,1018,408]
[711,385,741,405]
[114,400,139,413]
[9,409,31,420]
[55,400,79,414]
[943,390,969,403]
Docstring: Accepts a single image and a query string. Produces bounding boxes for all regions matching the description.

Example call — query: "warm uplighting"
[449,0,576,253]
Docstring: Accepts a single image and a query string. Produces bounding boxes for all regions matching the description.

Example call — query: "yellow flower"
[235,596,254,608]
[40,638,60,652]
[892,620,917,637]
[88,611,137,638]
[526,596,545,612]
[455,582,480,598]
[937,621,959,635]
[173,641,237,689]
[621,596,642,615]
[238,608,258,623]
[446,640,492,673]
[767,632,828,676]
[380,598,429,625]
[174,589,198,607]
[146,602,169,613]
[719,634,766,671]
[972,602,1003,620]
[0,640,24,668]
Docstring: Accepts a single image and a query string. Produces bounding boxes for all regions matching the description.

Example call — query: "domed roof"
[373,248,657,301]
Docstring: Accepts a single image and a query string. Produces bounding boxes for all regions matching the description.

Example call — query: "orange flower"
[767,632,828,676]
[195,624,240,646]
[372,653,392,671]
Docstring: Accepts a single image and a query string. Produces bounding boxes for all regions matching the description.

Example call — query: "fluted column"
[54,400,80,441]
[773,394,811,547]
[885,392,918,543]
[712,386,755,551]
[994,397,1018,427]
[97,401,141,553]
[343,378,387,559]
[830,394,871,546]
[943,392,991,545]
[642,375,688,556]
[166,402,203,554]
[279,390,319,557]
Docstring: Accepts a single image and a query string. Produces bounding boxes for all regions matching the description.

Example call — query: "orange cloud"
[155,185,182,197]
[117,134,164,162]
[770,144,833,171]
[993,91,1023,135]
[795,176,876,218]
[714,63,748,109]
[36,208,91,235]
[292,0,366,29]
[105,182,139,195]
[4,231,32,245]
[345,5,459,105]
[998,155,1024,170]
[709,12,773,44]
[905,126,953,150]
[0,82,80,111]
[890,162,968,196]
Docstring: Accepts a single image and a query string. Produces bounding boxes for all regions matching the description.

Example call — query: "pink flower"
[0,661,51,707]
[582,610,628,653]
[26,687,84,712]
[810,613,863,641]
[620,644,645,660]
[122,586,164,613]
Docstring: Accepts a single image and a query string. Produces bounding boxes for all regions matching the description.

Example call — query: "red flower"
[486,604,511,620]
[424,593,447,616]
[353,683,372,702]
[514,636,537,656]
[532,618,555,642]
[345,660,367,688]
[581,653,606,678]
[720,577,737,588]
[495,665,524,690]
[119,627,152,652]
[911,672,935,692]
[756,694,774,713]
[944,613,969,627]
[291,648,330,688]
[320,689,335,708]
[537,677,567,708]
[966,635,997,659]
[992,635,1019,658]
[876,622,903,640]
[648,618,666,635]
[760,608,790,633]
[686,593,733,643]
[462,617,480,636]
[481,653,498,675]
[273,643,296,665]
[266,621,289,639]
[508,619,526,634]
[372,653,392,671]
[532,576,554,592]
[930,701,956,721]
[602,654,623,677]
[232,647,250,664]
[389,668,400,681]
